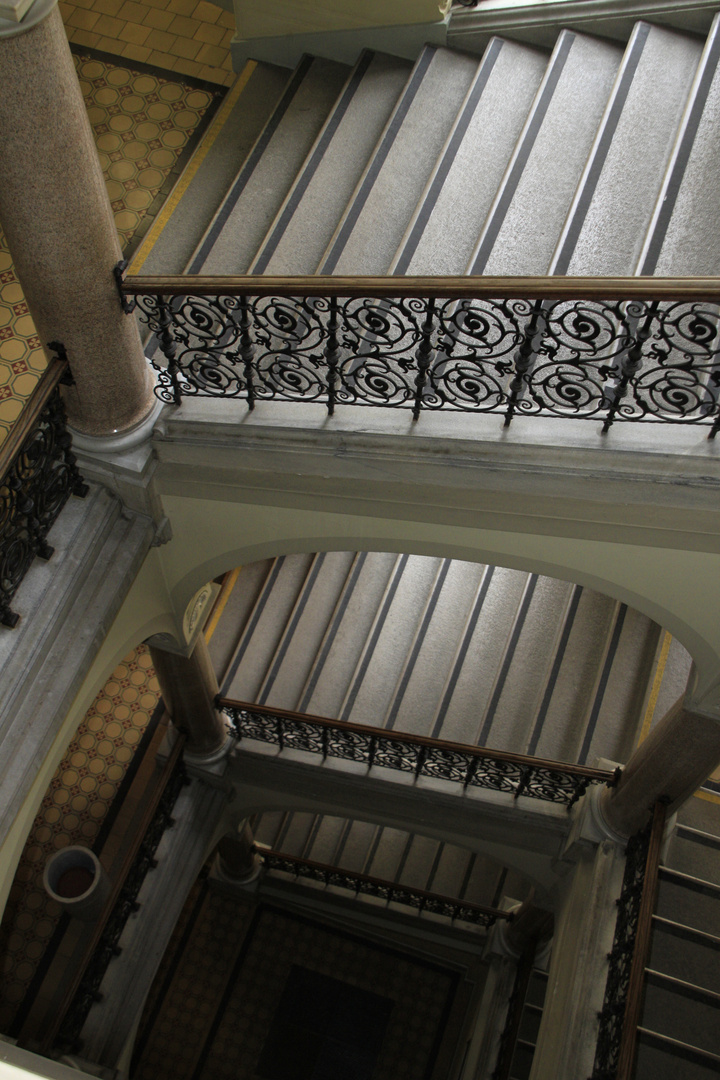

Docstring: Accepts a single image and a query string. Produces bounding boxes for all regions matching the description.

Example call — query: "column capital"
[0,0,56,37]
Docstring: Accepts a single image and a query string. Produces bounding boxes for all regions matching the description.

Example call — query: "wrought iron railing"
[591,800,666,1080]
[49,739,189,1054]
[219,698,616,808]
[0,350,87,628]
[121,274,720,435]
[258,846,511,927]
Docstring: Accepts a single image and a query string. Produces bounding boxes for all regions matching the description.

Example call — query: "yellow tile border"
[128,59,256,273]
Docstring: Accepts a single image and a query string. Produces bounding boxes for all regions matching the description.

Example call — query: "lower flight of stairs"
[638,803,720,1078]
[208,551,691,934]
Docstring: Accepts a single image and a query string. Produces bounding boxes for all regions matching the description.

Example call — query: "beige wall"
[233,0,449,38]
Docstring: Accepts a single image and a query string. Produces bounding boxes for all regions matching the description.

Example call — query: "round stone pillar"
[148,634,228,760]
[600,695,720,837]
[216,823,261,884]
[498,891,553,959]
[0,0,156,439]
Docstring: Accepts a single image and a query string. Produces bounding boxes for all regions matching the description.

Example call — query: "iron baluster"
[514,765,531,800]
[413,298,436,421]
[276,715,284,750]
[414,745,427,778]
[602,301,658,434]
[504,299,546,427]
[321,725,328,759]
[157,295,181,406]
[239,295,256,411]
[325,295,339,416]
[368,734,377,767]
[464,755,478,788]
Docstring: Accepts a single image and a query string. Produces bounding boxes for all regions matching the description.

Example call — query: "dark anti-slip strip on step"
[578,604,627,764]
[526,585,584,755]
[469,32,574,275]
[640,19,720,274]
[320,47,437,275]
[392,38,504,276]
[252,51,375,274]
[188,57,315,274]
[551,23,650,275]
[220,556,286,696]
[258,553,328,705]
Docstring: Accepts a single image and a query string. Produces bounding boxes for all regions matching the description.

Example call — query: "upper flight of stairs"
[133,15,720,281]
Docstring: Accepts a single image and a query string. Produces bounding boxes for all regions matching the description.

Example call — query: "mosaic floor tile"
[0,646,160,1034]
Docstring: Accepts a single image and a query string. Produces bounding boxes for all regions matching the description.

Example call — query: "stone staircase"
[138,10,720,1072]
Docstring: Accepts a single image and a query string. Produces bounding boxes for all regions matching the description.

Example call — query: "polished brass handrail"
[0,358,67,481]
[123,273,720,301]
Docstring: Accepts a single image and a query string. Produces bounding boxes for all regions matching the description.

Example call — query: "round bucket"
[43,846,110,921]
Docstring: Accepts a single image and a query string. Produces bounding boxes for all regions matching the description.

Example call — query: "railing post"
[602,301,658,434]
[157,295,182,407]
[325,295,339,416]
[504,299,546,428]
[413,298,435,421]
[239,295,256,411]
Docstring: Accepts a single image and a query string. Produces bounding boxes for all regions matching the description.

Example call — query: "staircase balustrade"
[0,349,87,629]
[591,800,667,1080]
[219,697,616,807]
[121,273,720,436]
[257,845,512,927]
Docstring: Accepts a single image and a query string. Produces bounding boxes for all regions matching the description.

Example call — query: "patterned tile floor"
[0,46,224,447]
[0,646,161,1034]
[60,0,236,88]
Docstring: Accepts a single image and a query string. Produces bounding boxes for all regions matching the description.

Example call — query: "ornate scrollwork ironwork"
[0,359,88,628]
[259,848,506,927]
[590,819,653,1080]
[222,701,611,807]
[132,288,720,434]
[54,756,189,1053]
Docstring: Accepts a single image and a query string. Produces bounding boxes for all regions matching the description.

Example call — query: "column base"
[183,716,234,768]
[69,377,164,454]
[211,849,262,887]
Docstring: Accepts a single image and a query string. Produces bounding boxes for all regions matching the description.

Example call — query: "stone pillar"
[216,822,261,884]
[0,0,157,440]
[148,634,229,760]
[599,695,720,838]
[500,891,553,958]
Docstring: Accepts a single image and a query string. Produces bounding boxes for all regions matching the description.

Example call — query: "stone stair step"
[549,22,702,275]
[657,868,720,939]
[639,12,720,274]
[396,834,443,891]
[467,30,622,275]
[642,971,720,1058]
[338,554,443,727]
[426,842,474,899]
[220,553,314,701]
[131,60,291,276]
[319,44,481,275]
[191,54,351,275]
[383,558,485,736]
[427,565,530,745]
[364,826,411,881]
[578,605,660,766]
[250,51,412,275]
[390,37,547,275]
[474,573,576,753]
[257,550,357,710]
[635,1026,720,1080]
[650,916,720,996]
[208,558,274,683]
[668,826,720,887]
[298,551,399,718]
[252,810,286,848]
[335,820,378,875]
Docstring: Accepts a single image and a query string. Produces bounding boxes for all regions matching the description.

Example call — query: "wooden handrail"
[0,359,67,482]
[219,697,615,783]
[258,845,513,922]
[123,274,720,301]
[41,733,186,1053]
[615,799,667,1080]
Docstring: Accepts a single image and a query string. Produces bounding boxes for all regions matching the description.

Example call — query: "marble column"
[501,891,554,958]
[216,822,261,884]
[0,0,157,439]
[599,695,720,837]
[148,634,229,760]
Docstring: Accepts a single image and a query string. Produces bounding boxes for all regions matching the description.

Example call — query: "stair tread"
[390,37,547,275]
[319,44,481,275]
[195,55,351,275]
[251,51,412,275]
[550,22,702,275]
[467,30,623,275]
[639,12,720,274]
[133,60,291,276]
